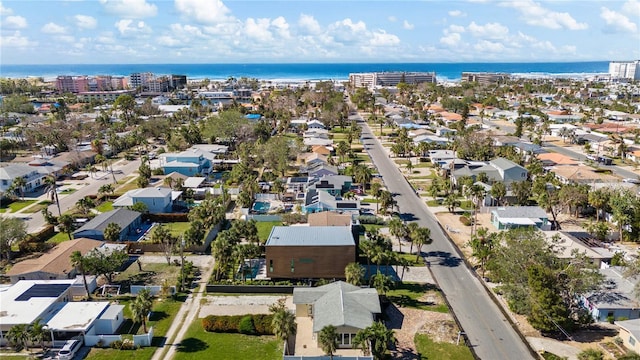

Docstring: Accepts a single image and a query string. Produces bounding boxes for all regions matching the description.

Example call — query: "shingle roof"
[587,267,640,310]
[293,281,381,332]
[308,211,353,226]
[266,226,355,246]
[6,238,104,277]
[73,208,141,234]
[489,157,521,171]
[493,206,548,219]
[0,163,38,180]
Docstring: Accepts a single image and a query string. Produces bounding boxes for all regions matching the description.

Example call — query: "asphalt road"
[354,114,535,360]
[22,159,141,233]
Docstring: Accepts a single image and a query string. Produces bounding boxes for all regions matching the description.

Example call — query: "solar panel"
[336,203,357,209]
[15,284,69,301]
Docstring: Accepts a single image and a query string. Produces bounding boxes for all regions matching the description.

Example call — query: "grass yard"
[59,188,77,194]
[114,180,138,195]
[396,253,425,267]
[355,154,371,163]
[85,297,184,360]
[173,321,282,360]
[256,221,282,242]
[360,198,379,203]
[46,232,71,244]
[386,282,449,313]
[95,201,114,212]
[0,200,37,213]
[165,222,191,237]
[426,199,441,207]
[21,200,52,213]
[414,334,474,360]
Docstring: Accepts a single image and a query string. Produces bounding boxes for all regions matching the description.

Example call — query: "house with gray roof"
[0,163,55,194]
[581,267,640,322]
[265,226,356,279]
[304,189,360,214]
[293,281,381,349]
[307,175,352,196]
[490,206,550,230]
[451,157,528,187]
[616,319,640,353]
[112,187,182,213]
[73,208,142,241]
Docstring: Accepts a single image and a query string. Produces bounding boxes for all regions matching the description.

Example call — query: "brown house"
[265,226,356,279]
[6,238,103,283]
[308,211,354,227]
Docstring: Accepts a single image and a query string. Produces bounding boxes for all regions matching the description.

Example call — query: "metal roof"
[74,208,141,234]
[266,226,355,246]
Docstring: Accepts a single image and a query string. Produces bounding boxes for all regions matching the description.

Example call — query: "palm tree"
[371,271,393,295]
[76,196,95,215]
[270,298,297,355]
[353,322,397,360]
[344,262,365,285]
[98,184,114,201]
[7,323,30,351]
[11,176,26,200]
[318,325,339,359]
[442,193,460,213]
[406,222,419,255]
[413,227,432,262]
[29,318,49,350]
[130,289,153,333]
[469,227,495,278]
[43,175,61,217]
[58,214,74,240]
[466,184,486,238]
[387,217,407,254]
[379,190,396,215]
[370,182,382,214]
[163,176,175,189]
[70,250,91,299]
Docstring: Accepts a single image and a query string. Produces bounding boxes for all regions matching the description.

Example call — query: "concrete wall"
[84,334,122,347]
[619,326,640,353]
[133,327,153,347]
[266,245,355,279]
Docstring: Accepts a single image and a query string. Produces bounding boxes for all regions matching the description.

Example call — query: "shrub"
[252,314,274,335]
[110,340,123,350]
[607,315,615,324]
[459,216,472,226]
[238,316,256,334]
[358,215,386,225]
[152,168,164,175]
[120,339,136,350]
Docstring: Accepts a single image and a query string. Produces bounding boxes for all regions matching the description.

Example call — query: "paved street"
[12,158,141,233]
[354,113,535,360]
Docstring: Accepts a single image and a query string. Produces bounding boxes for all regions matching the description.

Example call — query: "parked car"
[623,178,640,184]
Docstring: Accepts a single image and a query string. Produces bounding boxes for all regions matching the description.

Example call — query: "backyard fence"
[133,327,153,347]
[84,334,122,347]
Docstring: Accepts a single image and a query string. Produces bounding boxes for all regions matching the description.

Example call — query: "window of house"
[269,260,273,272]
[290,259,295,273]
[630,336,636,346]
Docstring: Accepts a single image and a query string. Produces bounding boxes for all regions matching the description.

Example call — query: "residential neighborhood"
[1,67,640,360]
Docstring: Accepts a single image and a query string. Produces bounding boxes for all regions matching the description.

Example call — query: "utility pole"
[180,235,185,292]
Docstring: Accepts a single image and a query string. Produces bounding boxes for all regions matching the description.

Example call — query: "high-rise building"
[609,61,640,80]
[55,76,89,93]
[147,76,170,92]
[349,71,436,89]
[170,75,187,90]
[461,72,508,85]
[129,72,154,89]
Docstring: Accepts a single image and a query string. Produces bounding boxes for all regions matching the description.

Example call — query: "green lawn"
[360,198,379,203]
[59,188,77,194]
[426,200,441,207]
[396,253,425,267]
[46,232,71,244]
[256,221,282,242]
[173,322,282,360]
[0,200,37,213]
[85,297,184,360]
[386,282,449,313]
[165,222,191,237]
[96,201,114,212]
[114,181,138,195]
[414,334,474,360]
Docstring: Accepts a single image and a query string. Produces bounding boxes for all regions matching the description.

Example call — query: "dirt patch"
[386,305,457,360]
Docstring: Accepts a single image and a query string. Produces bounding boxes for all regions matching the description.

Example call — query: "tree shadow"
[148,311,168,322]
[151,336,166,347]
[118,319,141,335]
[424,251,463,267]
[176,337,209,353]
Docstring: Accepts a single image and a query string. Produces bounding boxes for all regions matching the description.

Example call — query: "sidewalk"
[150,256,215,360]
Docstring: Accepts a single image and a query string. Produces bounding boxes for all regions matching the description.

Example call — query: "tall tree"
[490,182,506,206]
[84,247,128,284]
[344,262,365,286]
[371,271,393,295]
[70,250,92,299]
[130,288,153,333]
[151,225,177,265]
[588,188,610,222]
[103,222,121,242]
[6,323,30,352]
[57,214,75,240]
[353,321,397,360]
[0,217,26,260]
[43,175,61,216]
[11,176,26,200]
[318,325,339,360]
[270,298,297,355]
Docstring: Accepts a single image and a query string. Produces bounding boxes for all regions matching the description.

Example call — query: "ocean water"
[0,62,610,82]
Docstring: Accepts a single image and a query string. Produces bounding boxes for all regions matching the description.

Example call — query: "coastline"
[0,61,610,82]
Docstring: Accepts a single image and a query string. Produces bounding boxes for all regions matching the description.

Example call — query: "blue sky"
[0,0,638,64]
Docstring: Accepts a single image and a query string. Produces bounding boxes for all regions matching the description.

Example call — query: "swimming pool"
[252,201,270,213]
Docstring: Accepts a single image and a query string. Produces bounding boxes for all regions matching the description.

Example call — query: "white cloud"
[448,24,466,33]
[440,32,461,46]
[245,18,273,42]
[388,16,397,22]
[55,35,75,43]
[501,0,588,30]
[328,18,367,44]
[271,16,290,39]
[369,30,400,46]
[0,31,35,48]
[467,21,508,39]
[298,14,321,35]
[114,19,151,36]
[175,0,230,24]
[75,15,97,29]
[448,10,466,17]
[403,20,414,30]
[0,2,13,16]
[4,15,27,29]
[157,35,182,47]
[100,0,157,19]
[623,0,640,15]
[41,22,66,34]
[474,40,505,53]
[600,7,638,33]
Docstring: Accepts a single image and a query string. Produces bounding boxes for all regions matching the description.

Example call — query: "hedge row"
[142,213,189,222]
[202,314,274,335]
[27,225,55,243]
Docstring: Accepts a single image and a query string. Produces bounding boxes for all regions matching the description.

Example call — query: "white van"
[58,339,82,360]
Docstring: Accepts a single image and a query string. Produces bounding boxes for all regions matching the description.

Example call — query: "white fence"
[84,334,122,347]
[133,327,154,347]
